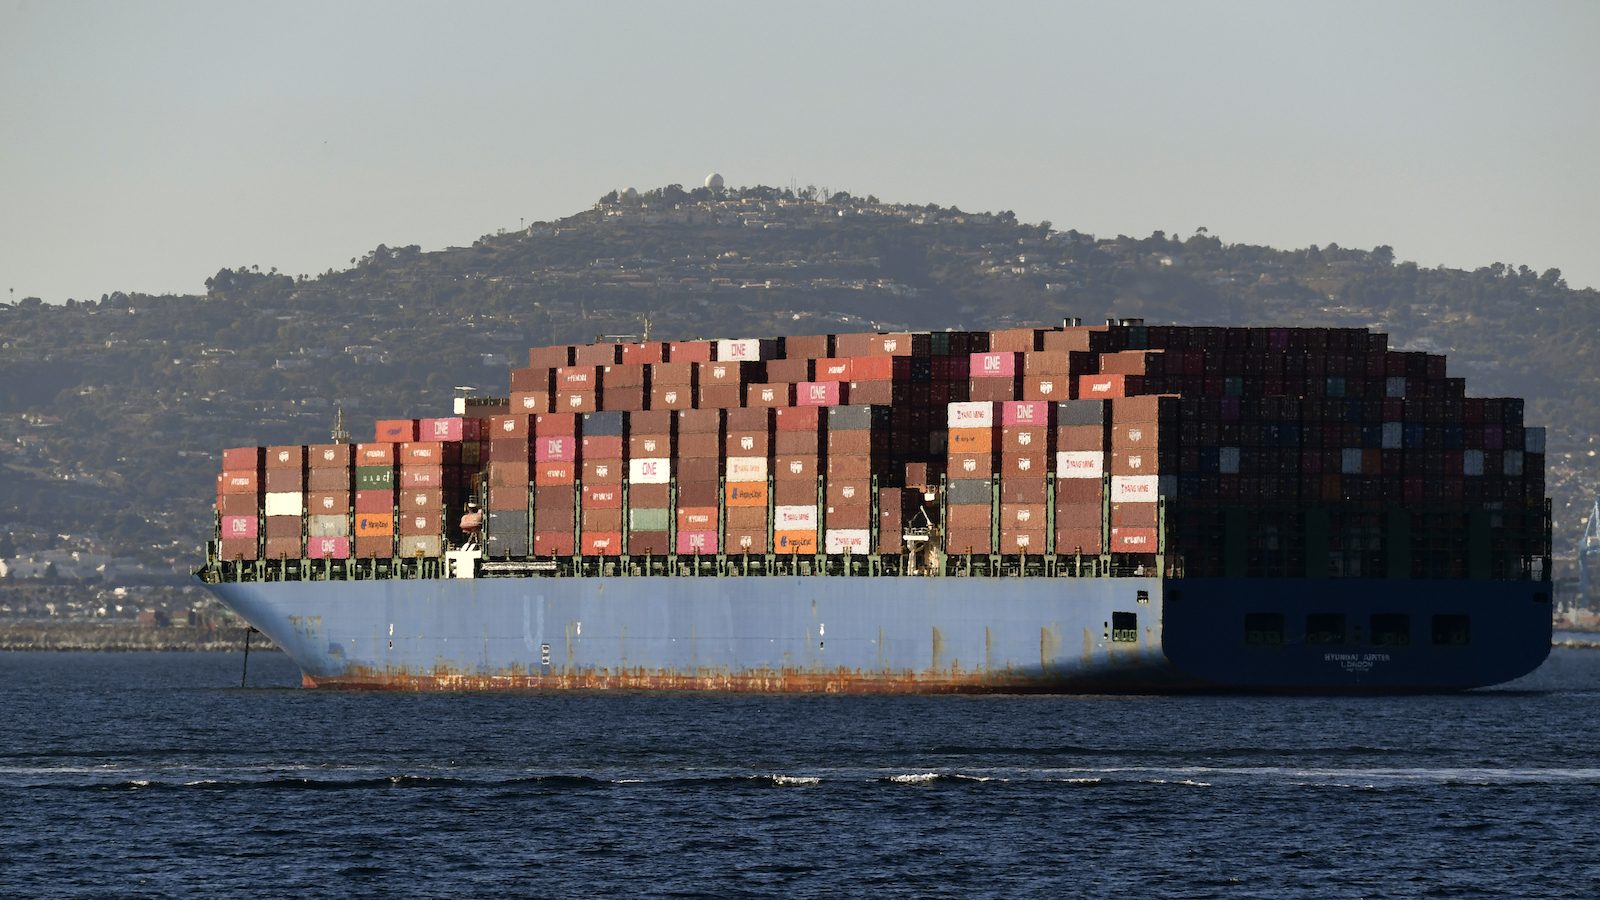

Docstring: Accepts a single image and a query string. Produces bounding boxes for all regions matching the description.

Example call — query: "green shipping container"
[628,507,671,532]
[356,466,395,490]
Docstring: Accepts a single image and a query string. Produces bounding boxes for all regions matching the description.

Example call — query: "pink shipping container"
[1001,400,1050,427]
[970,352,1018,378]
[222,516,258,539]
[796,381,844,407]
[306,536,352,559]
[419,416,482,442]
[676,530,720,555]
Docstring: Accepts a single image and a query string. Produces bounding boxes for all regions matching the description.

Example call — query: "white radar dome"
[704,172,725,190]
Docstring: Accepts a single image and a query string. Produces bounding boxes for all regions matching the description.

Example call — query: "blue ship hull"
[204,575,1552,693]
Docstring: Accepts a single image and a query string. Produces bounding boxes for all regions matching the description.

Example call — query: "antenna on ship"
[331,405,350,444]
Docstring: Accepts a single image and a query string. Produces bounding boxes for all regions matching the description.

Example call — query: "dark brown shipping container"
[785,334,833,359]
[998,529,1047,554]
[697,384,743,409]
[264,516,302,540]
[602,363,648,388]
[628,532,671,556]
[217,493,261,517]
[774,455,821,482]
[528,345,575,368]
[649,383,694,411]
[725,429,771,455]
[582,458,624,484]
[582,508,624,531]
[1055,503,1101,528]
[263,536,302,560]
[764,357,813,383]
[725,406,773,431]
[946,453,994,480]
[509,367,554,392]
[219,537,260,561]
[1000,477,1048,504]
[651,361,696,386]
[629,482,671,508]
[573,343,622,366]
[1055,425,1105,451]
[264,468,305,492]
[307,443,353,469]
[487,483,527,511]
[677,432,722,460]
[603,385,646,412]
[677,456,721,482]
[746,383,796,408]
[774,479,819,506]
[774,430,823,455]
[265,446,305,470]
[400,489,445,513]
[629,433,674,458]
[399,510,442,535]
[583,483,622,508]
[1055,527,1103,554]
[677,479,721,507]
[944,527,992,554]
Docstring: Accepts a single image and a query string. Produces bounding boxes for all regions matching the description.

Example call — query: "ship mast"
[330,404,350,444]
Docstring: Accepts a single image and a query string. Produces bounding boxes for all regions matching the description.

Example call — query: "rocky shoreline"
[0,621,277,652]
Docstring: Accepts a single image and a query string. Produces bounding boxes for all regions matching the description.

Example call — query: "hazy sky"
[3,0,1597,302]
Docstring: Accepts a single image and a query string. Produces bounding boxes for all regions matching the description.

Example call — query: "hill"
[0,184,1595,588]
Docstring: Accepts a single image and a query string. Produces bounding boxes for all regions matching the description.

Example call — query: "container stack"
[1054,399,1106,555]
[773,405,821,555]
[354,441,397,558]
[262,445,306,560]
[218,447,264,561]
[998,401,1050,554]
[306,442,354,560]
[969,350,1020,403]
[675,408,723,555]
[484,415,531,558]
[724,407,771,554]
[626,410,672,555]
[1108,396,1173,554]
[945,401,997,554]
[823,405,890,555]
[579,411,625,555]
[533,412,578,556]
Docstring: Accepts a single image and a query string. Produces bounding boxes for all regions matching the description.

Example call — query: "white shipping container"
[1526,427,1546,454]
[1110,475,1160,503]
[264,492,304,517]
[725,456,768,483]
[1055,451,1104,478]
[1463,449,1484,476]
[825,529,871,554]
[1381,422,1403,450]
[1342,448,1363,475]
[716,338,763,361]
[628,457,672,484]
[308,514,350,537]
[774,505,818,530]
[946,401,995,429]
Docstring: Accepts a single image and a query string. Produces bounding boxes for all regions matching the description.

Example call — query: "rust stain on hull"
[300,664,1162,695]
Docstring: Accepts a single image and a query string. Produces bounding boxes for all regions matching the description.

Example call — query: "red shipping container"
[374,419,419,442]
[556,366,599,389]
[218,471,260,495]
[528,345,575,368]
[221,446,263,471]
[1110,527,1158,553]
[219,537,259,561]
[533,531,576,556]
[622,341,667,365]
[1078,374,1144,398]
[356,443,396,466]
[400,489,445,513]
[554,390,598,413]
[666,341,713,363]
[775,406,822,432]
[305,491,350,515]
[747,383,797,408]
[582,532,624,555]
[649,383,694,410]
[815,357,853,381]
[354,490,393,514]
[533,412,578,436]
[1055,527,1102,554]
[510,367,554,392]
[534,461,575,485]
[628,532,671,556]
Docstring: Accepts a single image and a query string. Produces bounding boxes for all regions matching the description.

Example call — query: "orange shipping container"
[947,428,994,454]
[773,530,818,555]
[725,481,769,508]
[354,513,395,537]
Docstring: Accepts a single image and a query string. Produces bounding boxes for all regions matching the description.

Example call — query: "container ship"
[197,320,1553,692]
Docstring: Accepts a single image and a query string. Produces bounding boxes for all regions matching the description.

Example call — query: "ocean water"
[2,650,1599,897]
